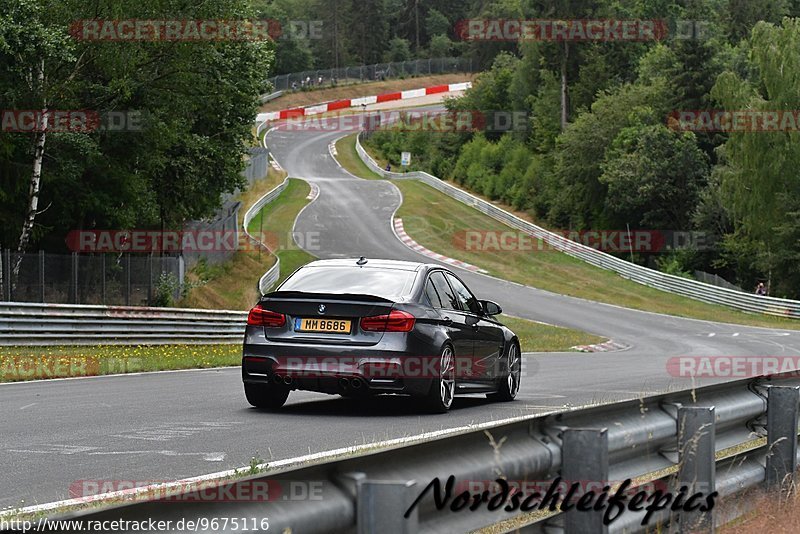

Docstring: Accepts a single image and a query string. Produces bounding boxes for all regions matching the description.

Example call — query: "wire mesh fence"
[268,57,475,92]
[1,250,184,306]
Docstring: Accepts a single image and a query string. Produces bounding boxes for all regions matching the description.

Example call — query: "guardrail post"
[766,385,800,491]
[676,406,715,533]
[356,479,418,534]
[562,427,609,534]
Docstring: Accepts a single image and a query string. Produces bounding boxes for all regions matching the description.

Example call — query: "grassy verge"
[181,169,317,310]
[260,74,474,112]
[335,133,382,180]
[339,135,800,330]
[246,178,316,286]
[179,167,286,310]
[0,345,241,383]
[0,317,596,385]
[499,315,605,352]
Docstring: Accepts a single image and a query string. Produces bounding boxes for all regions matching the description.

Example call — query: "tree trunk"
[560,41,569,130]
[13,61,47,282]
[415,0,420,53]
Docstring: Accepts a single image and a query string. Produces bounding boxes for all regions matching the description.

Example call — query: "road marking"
[19,403,36,410]
[0,365,236,387]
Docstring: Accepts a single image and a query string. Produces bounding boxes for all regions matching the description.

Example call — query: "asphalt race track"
[3,115,800,511]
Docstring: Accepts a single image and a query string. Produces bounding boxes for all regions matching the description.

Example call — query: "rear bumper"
[242,334,437,397]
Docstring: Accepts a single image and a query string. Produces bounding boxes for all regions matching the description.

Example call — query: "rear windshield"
[278,266,418,300]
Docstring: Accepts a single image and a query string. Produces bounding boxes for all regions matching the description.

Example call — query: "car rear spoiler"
[262,291,396,304]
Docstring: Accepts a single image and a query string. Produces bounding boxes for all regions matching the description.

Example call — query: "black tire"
[244,382,290,409]
[487,342,521,402]
[422,344,456,413]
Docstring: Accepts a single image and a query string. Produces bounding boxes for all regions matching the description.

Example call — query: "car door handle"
[442,316,452,326]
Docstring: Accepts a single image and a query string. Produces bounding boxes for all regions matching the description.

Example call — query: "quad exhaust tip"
[273,374,293,385]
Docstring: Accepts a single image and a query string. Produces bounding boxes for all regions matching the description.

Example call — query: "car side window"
[428,271,459,310]
[425,280,443,308]
[445,273,482,315]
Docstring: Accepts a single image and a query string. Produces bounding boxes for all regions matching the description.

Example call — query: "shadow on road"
[244,394,497,417]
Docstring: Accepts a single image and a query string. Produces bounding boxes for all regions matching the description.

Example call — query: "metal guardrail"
[0,168,292,345]
[0,301,247,346]
[242,175,290,295]
[48,373,800,532]
[356,133,800,320]
[258,90,284,104]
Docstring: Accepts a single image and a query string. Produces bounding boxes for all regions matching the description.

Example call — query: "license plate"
[294,318,352,334]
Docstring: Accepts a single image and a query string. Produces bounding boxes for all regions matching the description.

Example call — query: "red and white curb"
[571,340,629,353]
[306,182,320,201]
[270,158,283,172]
[393,218,486,273]
[327,140,342,168]
[256,82,472,123]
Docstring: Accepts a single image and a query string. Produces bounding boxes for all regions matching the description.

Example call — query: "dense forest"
[365,0,800,298]
[3,0,800,299]
[253,0,506,74]
[0,0,272,257]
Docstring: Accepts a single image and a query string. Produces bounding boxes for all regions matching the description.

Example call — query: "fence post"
[39,250,45,302]
[101,254,106,305]
[562,428,609,534]
[125,254,131,306]
[147,254,153,305]
[356,479,418,534]
[3,249,10,301]
[70,252,78,304]
[676,406,716,533]
[766,385,800,491]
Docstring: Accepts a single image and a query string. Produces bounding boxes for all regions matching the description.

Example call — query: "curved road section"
[1,117,799,512]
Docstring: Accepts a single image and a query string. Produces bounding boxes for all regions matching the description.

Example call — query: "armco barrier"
[0,301,247,346]
[356,133,800,319]
[242,175,290,295]
[39,372,800,533]
[0,169,291,345]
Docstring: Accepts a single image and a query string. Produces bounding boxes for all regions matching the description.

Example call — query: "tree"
[711,18,800,294]
[385,37,412,62]
[428,34,453,58]
[599,121,710,230]
[550,81,671,228]
[425,8,451,37]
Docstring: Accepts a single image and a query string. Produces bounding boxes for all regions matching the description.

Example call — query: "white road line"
[0,366,236,387]
[1,408,572,519]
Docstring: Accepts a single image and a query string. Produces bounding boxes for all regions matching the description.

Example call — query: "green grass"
[247,178,317,286]
[335,133,383,180]
[499,315,605,352]
[0,317,598,385]
[182,175,317,310]
[338,134,800,330]
[0,345,241,383]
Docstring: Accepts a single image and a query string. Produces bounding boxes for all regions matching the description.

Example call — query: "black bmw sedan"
[242,258,521,413]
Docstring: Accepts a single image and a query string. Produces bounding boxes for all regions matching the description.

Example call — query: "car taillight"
[247,304,286,327]
[360,310,415,332]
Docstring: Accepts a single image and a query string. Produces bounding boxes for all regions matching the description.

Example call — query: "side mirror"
[480,300,502,316]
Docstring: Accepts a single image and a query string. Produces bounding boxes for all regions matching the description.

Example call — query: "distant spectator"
[755,282,767,296]
[291,81,297,91]
[385,163,391,172]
